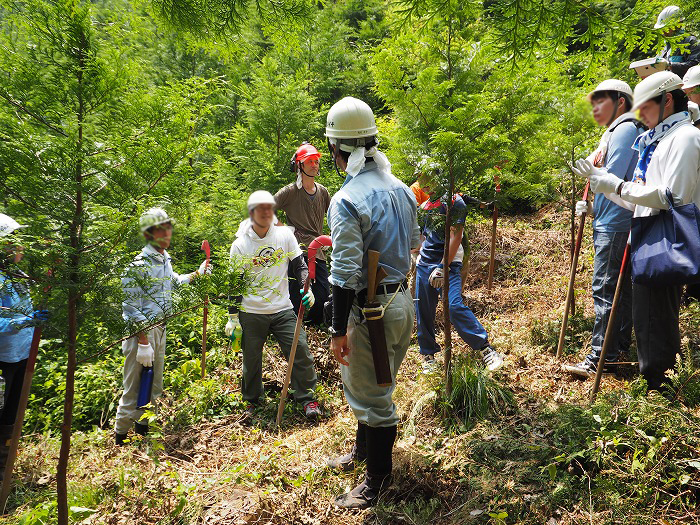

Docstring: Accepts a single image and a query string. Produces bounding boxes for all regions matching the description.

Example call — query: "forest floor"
[4,205,700,525]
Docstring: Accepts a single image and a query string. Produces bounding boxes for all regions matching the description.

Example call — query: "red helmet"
[290,142,321,172]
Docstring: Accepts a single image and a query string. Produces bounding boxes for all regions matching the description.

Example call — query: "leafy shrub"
[544,382,700,523]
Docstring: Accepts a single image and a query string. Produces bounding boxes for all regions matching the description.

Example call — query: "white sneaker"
[480,346,504,371]
[422,354,438,374]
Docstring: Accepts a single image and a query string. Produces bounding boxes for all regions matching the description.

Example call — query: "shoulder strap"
[609,117,645,133]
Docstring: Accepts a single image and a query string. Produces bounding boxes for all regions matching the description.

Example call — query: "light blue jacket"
[327,161,420,290]
[122,244,191,325]
[0,271,34,363]
[593,119,641,233]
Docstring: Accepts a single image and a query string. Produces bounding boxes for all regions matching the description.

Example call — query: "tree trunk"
[443,157,454,397]
[57,27,85,525]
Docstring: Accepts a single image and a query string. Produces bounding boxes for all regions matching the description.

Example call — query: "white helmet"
[631,71,684,111]
[587,79,633,100]
[0,213,26,237]
[654,5,682,29]
[689,101,700,123]
[247,190,276,212]
[139,207,173,232]
[682,65,700,90]
[325,97,378,139]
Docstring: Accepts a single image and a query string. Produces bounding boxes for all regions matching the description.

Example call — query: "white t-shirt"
[230,222,302,314]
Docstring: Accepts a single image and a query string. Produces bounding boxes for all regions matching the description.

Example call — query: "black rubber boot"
[134,422,148,436]
[327,422,367,472]
[334,425,397,509]
[115,432,128,446]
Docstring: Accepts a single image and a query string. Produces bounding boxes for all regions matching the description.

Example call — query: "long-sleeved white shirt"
[604,119,700,216]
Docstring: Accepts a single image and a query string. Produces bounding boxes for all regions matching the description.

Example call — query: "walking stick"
[275,235,332,427]
[487,170,502,290]
[590,243,630,404]
[200,240,210,379]
[556,181,590,359]
[0,272,51,512]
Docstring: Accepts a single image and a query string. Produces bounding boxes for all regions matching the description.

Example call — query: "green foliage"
[371,3,598,212]
[664,354,700,407]
[544,385,700,522]
[151,0,313,36]
[224,56,323,194]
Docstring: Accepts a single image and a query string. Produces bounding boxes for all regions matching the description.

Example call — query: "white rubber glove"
[225,313,241,337]
[572,158,595,179]
[136,343,154,367]
[429,267,444,289]
[575,200,590,216]
[301,288,315,309]
[572,159,622,195]
[198,260,212,275]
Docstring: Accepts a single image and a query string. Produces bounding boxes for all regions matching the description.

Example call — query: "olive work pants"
[343,287,413,427]
[239,309,317,404]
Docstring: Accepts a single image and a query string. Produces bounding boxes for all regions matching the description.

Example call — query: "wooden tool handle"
[367,250,380,302]
[375,267,388,287]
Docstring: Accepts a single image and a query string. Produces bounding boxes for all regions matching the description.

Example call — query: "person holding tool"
[563,80,643,379]
[225,191,321,420]
[323,96,420,509]
[115,207,210,445]
[0,214,47,471]
[573,72,700,391]
[414,173,504,373]
[275,142,332,326]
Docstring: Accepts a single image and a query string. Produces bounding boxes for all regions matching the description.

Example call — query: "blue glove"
[300,288,315,309]
[16,310,49,329]
[33,310,49,322]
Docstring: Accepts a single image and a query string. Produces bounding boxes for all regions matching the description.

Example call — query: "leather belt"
[357,280,408,307]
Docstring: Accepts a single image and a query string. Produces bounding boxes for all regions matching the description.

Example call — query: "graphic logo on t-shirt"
[252,246,285,267]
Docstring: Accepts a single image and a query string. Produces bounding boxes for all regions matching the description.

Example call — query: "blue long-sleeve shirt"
[327,160,420,290]
[0,271,34,363]
[122,244,192,326]
[593,119,642,233]
[419,195,467,266]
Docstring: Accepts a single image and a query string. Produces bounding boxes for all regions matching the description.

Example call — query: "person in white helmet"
[225,191,321,420]
[655,6,700,77]
[324,97,420,509]
[115,207,210,445]
[573,72,700,391]
[682,65,700,126]
[275,142,331,326]
[564,80,644,379]
[0,214,47,469]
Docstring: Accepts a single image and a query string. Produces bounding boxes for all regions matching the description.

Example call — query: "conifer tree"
[0,0,227,520]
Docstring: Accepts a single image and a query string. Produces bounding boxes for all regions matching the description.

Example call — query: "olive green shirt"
[275,182,331,259]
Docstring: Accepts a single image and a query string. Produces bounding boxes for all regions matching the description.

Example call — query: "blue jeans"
[588,230,632,364]
[415,262,488,355]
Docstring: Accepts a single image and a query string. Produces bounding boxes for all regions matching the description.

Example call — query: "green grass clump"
[435,354,514,428]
